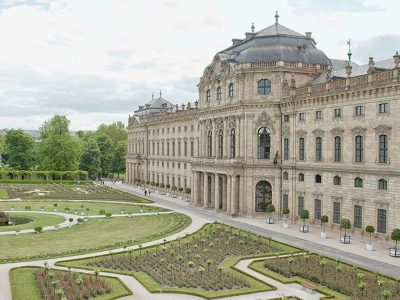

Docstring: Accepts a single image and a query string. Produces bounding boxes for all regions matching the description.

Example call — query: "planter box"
[299,224,309,233]
[283,222,289,229]
[40,208,44,212]
[172,194,177,198]
[266,217,274,224]
[65,210,69,213]
[74,211,78,215]
[389,248,400,257]
[366,243,374,251]
[340,235,351,244]
[320,232,327,239]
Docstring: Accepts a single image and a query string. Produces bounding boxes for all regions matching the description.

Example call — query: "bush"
[300,210,309,224]
[105,212,112,218]
[25,206,31,210]
[178,187,183,192]
[166,184,171,189]
[365,225,375,244]
[391,228,400,249]
[34,226,43,233]
[282,208,290,216]
[340,218,351,236]
[160,183,165,188]
[171,186,177,191]
[185,188,191,194]
[321,215,329,232]
[99,210,106,215]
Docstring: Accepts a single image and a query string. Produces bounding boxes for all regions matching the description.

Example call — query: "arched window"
[217,86,222,101]
[218,129,224,158]
[228,83,234,98]
[354,177,363,188]
[255,181,272,212]
[206,89,211,102]
[355,135,363,162]
[258,127,271,159]
[334,136,341,162]
[283,172,289,180]
[315,137,322,161]
[230,128,236,158]
[207,131,212,157]
[315,174,322,183]
[378,179,388,190]
[258,79,271,95]
[379,134,388,163]
[333,175,341,185]
[298,173,305,182]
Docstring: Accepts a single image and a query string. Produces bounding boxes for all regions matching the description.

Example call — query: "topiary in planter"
[365,225,375,245]
[105,212,112,218]
[282,208,290,217]
[166,184,171,189]
[171,186,177,191]
[391,228,400,253]
[300,209,309,225]
[178,187,183,192]
[320,215,329,232]
[340,218,351,237]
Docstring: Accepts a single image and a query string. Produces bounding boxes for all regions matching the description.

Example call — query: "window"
[379,103,389,113]
[379,134,388,163]
[230,128,236,158]
[283,172,288,180]
[378,179,387,190]
[355,135,363,162]
[284,138,289,160]
[315,174,322,183]
[354,177,363,188]
[298,173,305,182]
[333,202,341,224]
[299,112,305,121]
[354,205,363,229]
[172,142,175,156]
[218,129,223,158]
[355,105,364,116]
[206,89,211,102]
[299,137,305,161]
[334,108,342,118]
[298,197,304,216]
[377,209,387,234]
[184,141,187,156]
[178,141,181,156]
[217,86,222,101]
[282,194,288,209]
[283,115,289,122]
[152,142,155,155]
[314,199,321,220]
[228,83,234,98]
[333,175,341,186]
[334,136,341,162]
[257,79,271,95]
[258,127,271,159]
[316,110,323,119]
[207,131,212,157]
[315,137,322,161]
[190,141,194,157]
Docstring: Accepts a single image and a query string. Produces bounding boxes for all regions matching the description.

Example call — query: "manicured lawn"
[9,267,132,300]
[0,200,167,216]
[0,212,65,232]
[59,223,301,299]
[0,213,191,263]
[0,188,8,199]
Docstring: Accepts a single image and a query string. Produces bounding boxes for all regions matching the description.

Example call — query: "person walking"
[144,190,147,197]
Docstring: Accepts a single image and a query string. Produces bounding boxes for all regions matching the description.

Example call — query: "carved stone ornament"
[296,130,307,137]
[215,118,224,131]
[282,124,290,136]
[351,126,366,135]
[252,175,274,185]
[312,129,325,136]
[374,124,391,135]
[206,119,213,131]
[128,115,139,127]
[255,111,275,133]
[330,127,344,136]
[227,116,237,130]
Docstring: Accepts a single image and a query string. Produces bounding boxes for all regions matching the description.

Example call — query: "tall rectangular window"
[190,141,194,157]
[334,136,341,162]
[282,194,289,209]
[355,135,363,162]
[377,209,387,234]
[315,137,322,161]
[172,142,175,156]
[298,196,304,216]
[354,205,362,229]
[333,202,341,224]
[184,141,187,156]
[314,199,321,220]
[284,138,289,160]
[167,142,170,156]
[178,142,181,156]
[299,138,305,161]
[379,134,388,163]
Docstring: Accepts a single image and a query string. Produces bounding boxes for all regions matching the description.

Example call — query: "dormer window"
[258,79,271,95]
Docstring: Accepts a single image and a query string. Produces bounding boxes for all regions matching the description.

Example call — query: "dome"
[218,21,330,66]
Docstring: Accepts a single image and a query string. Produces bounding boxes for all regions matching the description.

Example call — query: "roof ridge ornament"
[159,90,162,98]
[275,11,279,24]
[251,22,255,33]
[347,38,352,63]
[152,92,154,100]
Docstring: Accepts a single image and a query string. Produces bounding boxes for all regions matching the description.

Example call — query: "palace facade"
[126,14,400,237]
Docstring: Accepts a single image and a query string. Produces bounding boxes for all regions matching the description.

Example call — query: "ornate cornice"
[330,127,344,136]
[312,129,325,136]
[351,126,367,135]
[374,124,391,135]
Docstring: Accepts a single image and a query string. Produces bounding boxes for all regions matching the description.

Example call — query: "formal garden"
[0,212,65,232]
[9,266,132,300]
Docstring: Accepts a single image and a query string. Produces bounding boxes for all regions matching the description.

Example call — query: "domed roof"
[218,18,330,66]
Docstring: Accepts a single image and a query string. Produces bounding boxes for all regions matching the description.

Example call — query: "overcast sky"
[0,0,399,130]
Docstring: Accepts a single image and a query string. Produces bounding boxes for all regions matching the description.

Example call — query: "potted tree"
[365,225,375,251]
[340,218,351,244]
[282,208,290,229]
[320,215,329,238]
[265,204,275,224]
[389,228,400,257]
[299,209,309,233]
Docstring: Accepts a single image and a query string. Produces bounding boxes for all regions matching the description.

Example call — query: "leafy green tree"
[4,129,35,170]
[112,140,127,178]
[95,132,113,176]
[97,121,127,145]
[38,115,81,171]
[0,134,5,157]
[80,136,101,179]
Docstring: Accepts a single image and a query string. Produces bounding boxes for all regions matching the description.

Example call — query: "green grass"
[0,188,9,199]
[0,213,191,263]
[0,200,167,216]
[0,212,65,232]
[249,260,350,300]
[9,266,132,300]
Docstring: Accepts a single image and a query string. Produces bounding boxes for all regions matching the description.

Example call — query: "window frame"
[228,83,234,98]
[206,89,211,102]
[217,86,222,101]
[334,136,342,162]
[257,79,271,95]
[299,137,305,161]
[379,134,388,163]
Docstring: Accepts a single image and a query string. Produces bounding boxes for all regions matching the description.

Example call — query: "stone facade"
[127,18,400,239]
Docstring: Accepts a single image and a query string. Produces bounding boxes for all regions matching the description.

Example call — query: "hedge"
[0,170,88,181]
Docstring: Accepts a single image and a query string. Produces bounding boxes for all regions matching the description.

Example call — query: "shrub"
[171,186,177,191]
[300,209,309,224]
[166,184,171,189]
[365,225,375,244]
[99,210,106,215]
[282,208,290,216]
[185,188,191,194]
[178,187,184,192]
[105,212,112,218]
[340,218,351,236]
[65,207,70,212]
[265,204,275,214]
[25,205,31,210]
[34,226,43,233]
[391,228,400,250]
[160,183,165,188]
[321,215,329,232]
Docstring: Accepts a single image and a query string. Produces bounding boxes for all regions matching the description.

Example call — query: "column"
[231,176,239,215]
[192,171,198,205]
[226,175,231,214]
[239,116,245,158]
[214,173,220,211]
[125,162,129,183]
[222,175,227,211]
[203,172,208,207]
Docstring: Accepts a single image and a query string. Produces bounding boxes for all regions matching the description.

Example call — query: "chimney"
[305,32,312,38]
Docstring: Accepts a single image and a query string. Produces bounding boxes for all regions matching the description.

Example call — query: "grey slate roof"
[134,96,174,117]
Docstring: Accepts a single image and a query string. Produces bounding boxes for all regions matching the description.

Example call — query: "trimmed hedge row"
[0,170,88,181]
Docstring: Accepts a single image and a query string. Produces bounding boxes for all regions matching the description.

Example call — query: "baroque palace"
[126,13,400,237]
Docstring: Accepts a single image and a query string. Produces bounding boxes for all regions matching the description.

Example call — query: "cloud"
[0,0,50,12]
[352,35,400,63]
[287,0,384,13]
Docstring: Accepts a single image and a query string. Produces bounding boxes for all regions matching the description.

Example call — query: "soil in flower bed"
[265,254,400,299]
[35,268,111,300]
[89,223,294,291]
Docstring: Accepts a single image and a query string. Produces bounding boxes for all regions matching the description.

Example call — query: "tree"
[80,136,101,179]
[300,209,309,225]
[340,218,351,237]
[321,215,329,233]
[112,140,127,178]
[365,225,375,245]
[97,122,127,145]
[391,228,400,251]
[38,115,81,171]
[0,134,5,163]
[265,204,275,215]
[95,133,113,177]
[4,129,35,170]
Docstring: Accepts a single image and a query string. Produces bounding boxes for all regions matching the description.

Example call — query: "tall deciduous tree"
[4,129,35,170]
[112,140,127,178]
[95,132,113,176]
[80,136,101,179]
[0,134,5,164]
[38,115,81,171]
